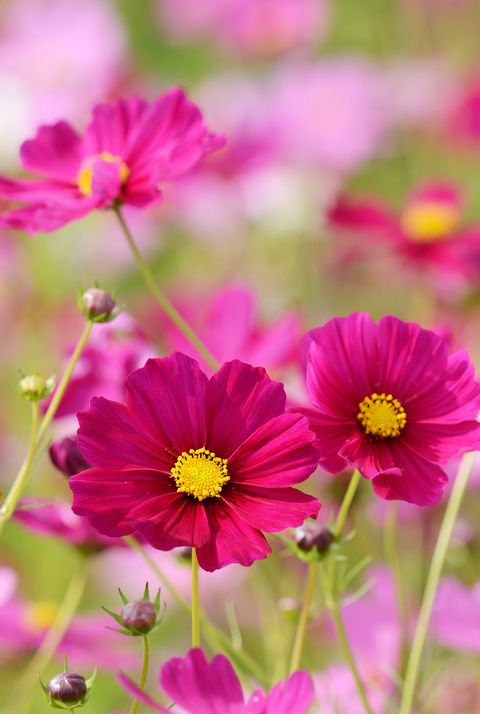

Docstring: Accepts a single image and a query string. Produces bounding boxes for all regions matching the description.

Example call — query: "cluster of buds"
[104,583,162,636]
[42,658,96,711]
[78,286,119,323]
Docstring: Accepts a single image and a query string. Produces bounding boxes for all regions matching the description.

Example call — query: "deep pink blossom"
[299,312,480,505]
[70,353,320,571]
[119,647,315,713]
[329,181,480,287]
[0,90,224,234]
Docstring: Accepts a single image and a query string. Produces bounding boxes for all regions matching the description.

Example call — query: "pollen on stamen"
[357,392,407,439]
[171,447,229,501]
[77,151,130,197]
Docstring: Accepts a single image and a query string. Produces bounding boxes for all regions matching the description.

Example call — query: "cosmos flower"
[298,312,480,505]
[149,282,301,375]
[0,89,224,234]
[119,647,315,713]
[70,352,320,571]
[329,181,480,287]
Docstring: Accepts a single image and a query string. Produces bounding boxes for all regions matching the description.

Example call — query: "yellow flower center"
[77,151,130,197]
[171,447,229,501]
[24,602,57,631]
[357,392,407,439]
[401,202,459,243]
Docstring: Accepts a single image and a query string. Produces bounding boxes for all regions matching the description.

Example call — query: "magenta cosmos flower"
[70,353,320,571]
[329,181,480,285]
[299,313,480,505]
[0,89,224,234]
[119,647,314,713]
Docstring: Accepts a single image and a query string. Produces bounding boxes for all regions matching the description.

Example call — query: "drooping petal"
[70,468,172,536]
[225,486,320,532]
[195,501,271,571]
[204,361,286,457]
[229,412,319,486]
[132,495,211,549]
[125,354,208,453]
[160,648,245,714]
[20,121,84,181]
[77,397,173,471]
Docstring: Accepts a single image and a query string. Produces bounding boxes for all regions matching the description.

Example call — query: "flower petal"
[20,121,83,181]
[225,486,320,532]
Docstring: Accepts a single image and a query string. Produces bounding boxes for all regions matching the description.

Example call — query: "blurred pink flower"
[149,282,301,375]
[315,665,387,714]
[431,578,480,653]
[0,575,134,669]
[14,500,125,554]
[0,0,127,163]
[329,181,480,290]
[0,89,224,234]
[157,0,329,58]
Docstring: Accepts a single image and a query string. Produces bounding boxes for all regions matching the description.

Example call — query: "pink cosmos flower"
[157,0,328,58]
[70,353,320,571]
[298,312,480,505]
[0,89,224,234]
[119,647,315,713]
[329,181,480,287]
[14,500,124,553]
[431,578,480,653]
[150,282,301,375]
[314,665,387,714]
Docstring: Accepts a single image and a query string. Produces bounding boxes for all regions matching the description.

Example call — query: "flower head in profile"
[298,312,480,505]
[70,353,320,571]
[0,89,224,234]
[119,647,315,713]
[329,181,480,287]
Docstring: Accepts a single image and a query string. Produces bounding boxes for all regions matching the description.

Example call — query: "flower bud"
[80,287,117,323]
[120,600,157,634]
[47,671,88,708]
[295,522,334,554]
[49,435,90,478]
[19,374,55,402]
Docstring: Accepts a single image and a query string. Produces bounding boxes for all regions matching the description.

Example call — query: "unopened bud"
[19,374,55,402]
[295,523,334,554]
[49,436,90,478]
[121,600,157,634]
[47,671,88,708]
[80,288,117,323]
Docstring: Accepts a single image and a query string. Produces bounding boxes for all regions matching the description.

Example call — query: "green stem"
[125,537,270,687]
[13,562,87,714]
[330,601,374,714]
[37,321,93,448]
[0,321,93,538]
[0,402,39,535]
[399,451,476,714]
[289,561,316,673]
[113,206,219,371]
[384,503,409,666]
[332,469,362,539]
[191,548,201,648]
[326,468,373,714]
[129,636,150,714]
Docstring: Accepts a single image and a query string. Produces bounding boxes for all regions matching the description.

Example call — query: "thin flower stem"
[125,537,270,687]
[129,636,150,714]
[36,321,93,447]
[0,321,93,538]
[113,206,219,371]
[289,561,316,673]
[332,469,362,539]
[0,402,39,535]
[325,468,373,714]
[399,451,476,714]
[384,504,409,664]
[330,601,374,714]
[191,548,201,648]
[13,561,87,714]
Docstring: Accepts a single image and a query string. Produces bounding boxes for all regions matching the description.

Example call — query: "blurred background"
[2,0,480,712]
